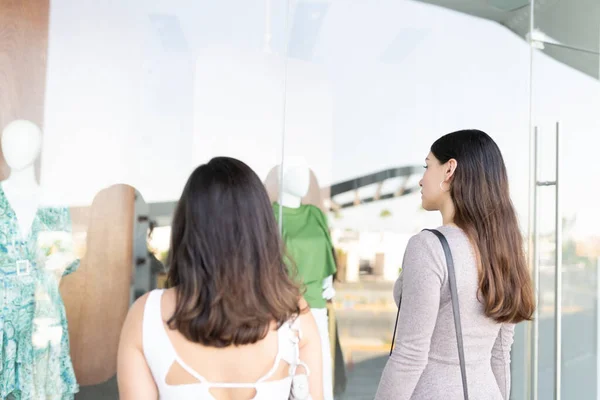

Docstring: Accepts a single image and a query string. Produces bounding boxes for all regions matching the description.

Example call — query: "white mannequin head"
[281,156,310,199]
[1,120,42,171]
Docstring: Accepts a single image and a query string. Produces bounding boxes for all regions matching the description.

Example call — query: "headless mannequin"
[281,158,334,400]
[1,120,42,238]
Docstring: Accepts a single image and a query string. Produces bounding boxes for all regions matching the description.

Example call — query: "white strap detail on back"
[288,317,311,400]
[178,317,296,388]
[255,318,298,383]
[208,317,306,387]
[289,317,310,377]
[145,291,309,393]
[143,290,174,380]
[143,290,210,385]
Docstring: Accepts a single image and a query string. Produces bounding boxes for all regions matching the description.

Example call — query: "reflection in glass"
[532,32,600,397]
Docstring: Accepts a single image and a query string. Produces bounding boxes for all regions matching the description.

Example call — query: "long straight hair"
[431,130,535,324]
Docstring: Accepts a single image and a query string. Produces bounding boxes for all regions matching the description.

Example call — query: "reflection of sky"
[39,0,599,237]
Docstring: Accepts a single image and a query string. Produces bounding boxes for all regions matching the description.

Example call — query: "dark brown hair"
[166,157,301,347]
[431,130,535,324]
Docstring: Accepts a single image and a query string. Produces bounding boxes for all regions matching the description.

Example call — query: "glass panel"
[36,0,288,396]
[532,0,600,396]
[280,1,531,399]
[43,0,288,205]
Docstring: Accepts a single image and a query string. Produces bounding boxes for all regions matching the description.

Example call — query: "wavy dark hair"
[431,130,535,324]
[166,157,301,347]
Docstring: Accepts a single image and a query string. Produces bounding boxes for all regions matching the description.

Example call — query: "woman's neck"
[441,199,455,226]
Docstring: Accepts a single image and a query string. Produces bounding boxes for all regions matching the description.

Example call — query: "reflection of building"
[328,166,422,211]
[332,229,410,283]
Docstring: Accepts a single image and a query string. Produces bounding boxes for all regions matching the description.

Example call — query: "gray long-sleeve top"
[376,226,515,400]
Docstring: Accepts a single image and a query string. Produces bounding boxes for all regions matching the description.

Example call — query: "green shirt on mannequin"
[273,203,337,309]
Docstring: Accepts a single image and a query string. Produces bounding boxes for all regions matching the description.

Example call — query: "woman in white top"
[117,157,324,400]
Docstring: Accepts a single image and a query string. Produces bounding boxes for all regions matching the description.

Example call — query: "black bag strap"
[389,229,469,400]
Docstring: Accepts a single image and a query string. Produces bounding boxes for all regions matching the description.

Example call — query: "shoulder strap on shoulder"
[422,229,469,400]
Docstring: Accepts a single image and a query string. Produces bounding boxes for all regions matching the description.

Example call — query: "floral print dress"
[0,186,79,399]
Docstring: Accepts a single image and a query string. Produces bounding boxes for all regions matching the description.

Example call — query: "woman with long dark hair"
[117,157,323,400]
[376,130,534,399]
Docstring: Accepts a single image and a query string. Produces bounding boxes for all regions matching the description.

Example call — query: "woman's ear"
[446,159,458,181]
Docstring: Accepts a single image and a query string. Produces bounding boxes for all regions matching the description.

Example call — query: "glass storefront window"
[1,0,598,398]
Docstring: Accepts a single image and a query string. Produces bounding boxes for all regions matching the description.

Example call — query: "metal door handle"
[530,122,562,400]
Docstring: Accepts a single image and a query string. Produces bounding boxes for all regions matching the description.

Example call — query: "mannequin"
[1,120,42,237]
[275,156,336,400]
[279,163,309,208]
[278,159,336,299]
[0,120,79,399]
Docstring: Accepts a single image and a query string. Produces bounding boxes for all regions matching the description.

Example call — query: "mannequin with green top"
[273,157,336,400]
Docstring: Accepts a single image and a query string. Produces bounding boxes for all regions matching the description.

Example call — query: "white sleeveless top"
[142,289,311,399]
